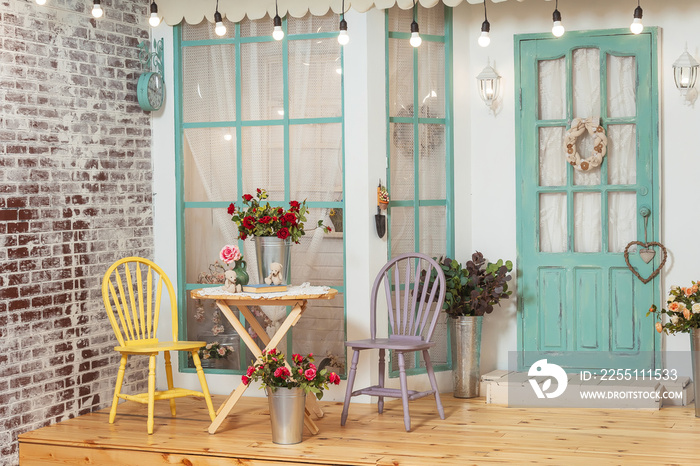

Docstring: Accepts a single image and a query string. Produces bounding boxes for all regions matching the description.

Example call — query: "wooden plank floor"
[19,393,700,465]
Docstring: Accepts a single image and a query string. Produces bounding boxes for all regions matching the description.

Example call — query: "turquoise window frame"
[385,6,454,377]
[173,19,346,375]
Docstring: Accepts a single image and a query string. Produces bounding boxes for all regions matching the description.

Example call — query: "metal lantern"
[673,49,699,95]
[476,64,501,108]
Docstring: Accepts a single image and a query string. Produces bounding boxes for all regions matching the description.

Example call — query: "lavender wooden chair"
[340,253,446,431]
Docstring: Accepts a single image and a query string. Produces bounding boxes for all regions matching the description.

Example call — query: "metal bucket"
[266,387,306,444]
[450,316,482,398]
[691,329,700,417]
[254,237,291,284]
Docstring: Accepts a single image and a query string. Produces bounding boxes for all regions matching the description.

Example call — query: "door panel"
[517,30,659,371]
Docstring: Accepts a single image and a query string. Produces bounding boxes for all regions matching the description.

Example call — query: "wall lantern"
[673,48,699,96]
[476,64,501,109]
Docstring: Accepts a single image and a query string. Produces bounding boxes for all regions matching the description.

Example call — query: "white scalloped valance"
[162,0,526,26]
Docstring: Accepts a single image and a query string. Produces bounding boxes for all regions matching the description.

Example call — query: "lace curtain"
[538,49,637,254]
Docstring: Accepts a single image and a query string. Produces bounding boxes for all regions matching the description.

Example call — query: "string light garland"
[551,0,564,37]
[338,0,349,45]
[410,0,421,48]
[273,0,284,41]
[478,0,490,47]
[630,0,644,34]
[214,0,226,36]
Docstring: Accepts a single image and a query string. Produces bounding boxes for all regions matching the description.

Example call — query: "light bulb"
[149,2,160,27]
[478,32,490,48]
[552,21,565,37]
[35,0,47,5]
[214,11,226,36]
[91,0,103,18]
[273,14,284,40]
[478,20,490,48]
[338,19,349,45]
[630,5,643,34]
[630,18,643,34]
[149,13,161,27]
[409,20,421,48]
[224,133,232,141]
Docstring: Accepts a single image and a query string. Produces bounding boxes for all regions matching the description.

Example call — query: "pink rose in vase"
[219,244,242,265]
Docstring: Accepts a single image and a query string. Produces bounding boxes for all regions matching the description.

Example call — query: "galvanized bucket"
[450,316,482,398]
[266,387,306,444]
[691,329,700,417]
[254,237,291,284]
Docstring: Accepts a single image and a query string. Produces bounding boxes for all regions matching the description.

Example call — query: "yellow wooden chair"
[102,257,216,434]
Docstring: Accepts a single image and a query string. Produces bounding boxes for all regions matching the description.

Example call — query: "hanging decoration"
[623,208,667,285]
[564,117,607,172]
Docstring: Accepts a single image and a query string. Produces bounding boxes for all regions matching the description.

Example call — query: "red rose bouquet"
[227,188,329,244]
[242,349,340,400]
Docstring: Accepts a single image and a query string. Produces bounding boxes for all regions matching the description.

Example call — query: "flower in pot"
[421,251,513,398]
[648,282,700,417]
[242,349,340,444]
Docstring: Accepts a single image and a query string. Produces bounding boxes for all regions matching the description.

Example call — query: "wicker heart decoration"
[623,241,667,284]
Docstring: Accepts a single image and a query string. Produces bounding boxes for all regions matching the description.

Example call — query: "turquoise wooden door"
[515,30,659,371]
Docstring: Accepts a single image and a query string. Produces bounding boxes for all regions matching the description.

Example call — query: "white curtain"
[539,49,637,254]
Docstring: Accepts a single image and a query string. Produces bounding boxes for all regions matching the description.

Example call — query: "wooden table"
[190,286,339,435]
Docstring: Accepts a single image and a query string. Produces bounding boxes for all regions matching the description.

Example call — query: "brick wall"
[0,0,153,464]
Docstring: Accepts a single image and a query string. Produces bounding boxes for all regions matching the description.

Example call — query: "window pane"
[574,192,601,253]
[539,126,566,186]
[419,125,446,199]
[241,126,285,200]
[241,41,284,121]
[288,38,341,119]
[538,57,565,120]
[292,293,346,376]
[289,124,343,202]
[572,48,601,119]
[183,19,234,40]
[607,124,636,185]
[390,123,415,201]
[184,128,237,202]
[390,207,415,257]
[183,45,236,123]
[540,193,567,253]
[240,17,272,37]
[388,38,414,118]
[419,206,446,257]
[607,55,636,118]
[185,295,241,371]
[608,192,637,253]
[418,41,445,118]
[287,11,336,34]
[184,208,237,283]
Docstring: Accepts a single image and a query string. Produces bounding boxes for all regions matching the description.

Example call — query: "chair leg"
[191,351,216,422]
[147,354,156,435]
[164,351,176,417]
[377,349,385,414]
[397,352,411,432]
[423,349,445,420]
[109,354,128,424]
[341,349,360,426]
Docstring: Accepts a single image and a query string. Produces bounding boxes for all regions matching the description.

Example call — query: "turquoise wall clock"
[137,38,165,112]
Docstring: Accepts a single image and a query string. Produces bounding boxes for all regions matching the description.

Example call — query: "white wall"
[152,0,700,400]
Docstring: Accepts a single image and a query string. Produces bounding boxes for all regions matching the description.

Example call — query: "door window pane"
[539,126,567,186]
[608,192,637,253]
[572,128,602,186]
[574,192,601,253]
[538,57,566,120]
[540,193,567,253]
[573,48,601,119]
[607,125,636,185]
[607,55,637,118]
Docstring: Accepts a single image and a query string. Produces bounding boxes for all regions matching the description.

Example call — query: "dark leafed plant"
[420,251,513,318]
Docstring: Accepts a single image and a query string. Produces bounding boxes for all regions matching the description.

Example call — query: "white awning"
[161,0,529,26]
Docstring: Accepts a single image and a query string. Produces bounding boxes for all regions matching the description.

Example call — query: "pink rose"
[274,367,290,378]
[218,348,227,356]
[219,244,242,264]
[304,368,316,381]
[246,366,255,377]
[329,372,340,385]
[292,353,302,364]
[242,375,250,385]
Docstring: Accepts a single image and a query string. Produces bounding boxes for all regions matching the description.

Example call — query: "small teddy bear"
[264,262,284,286]
[222,269,242,293]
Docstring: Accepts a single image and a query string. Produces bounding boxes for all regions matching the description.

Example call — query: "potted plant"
[649,282,700,416]
[227,189,329,284]
[423,252,512,398]
[242,349,340,444]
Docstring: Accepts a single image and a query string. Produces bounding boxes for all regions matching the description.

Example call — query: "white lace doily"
[194,282,332,299]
